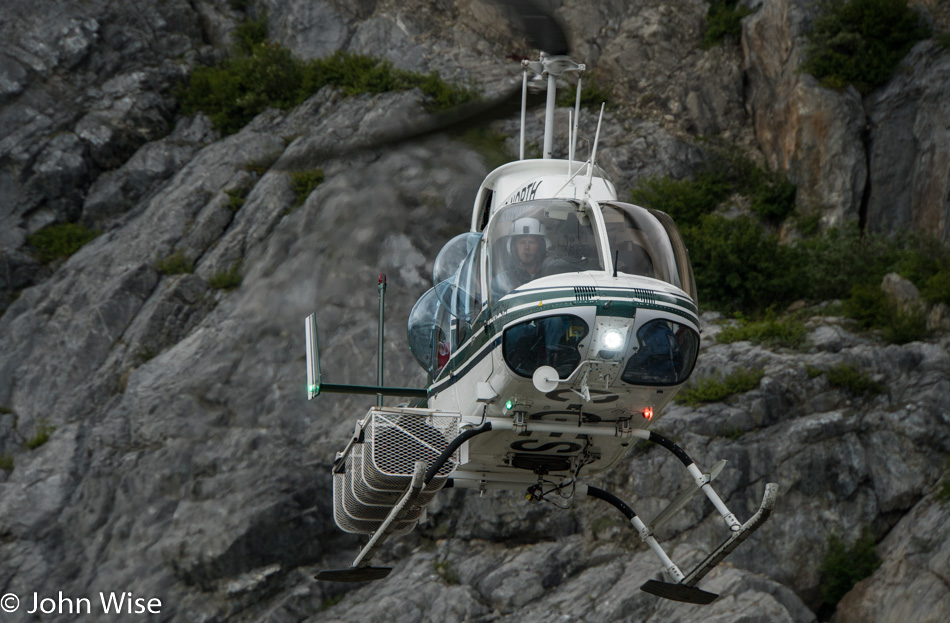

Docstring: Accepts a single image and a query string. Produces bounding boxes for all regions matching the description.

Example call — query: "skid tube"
[582,430,778,605]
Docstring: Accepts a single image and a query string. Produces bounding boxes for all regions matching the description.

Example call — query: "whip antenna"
[584,102,605,198]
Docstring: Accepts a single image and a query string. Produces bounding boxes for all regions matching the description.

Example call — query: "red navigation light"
[643,407,653,421]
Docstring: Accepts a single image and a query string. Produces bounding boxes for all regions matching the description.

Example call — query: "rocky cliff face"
[1,1,949,622]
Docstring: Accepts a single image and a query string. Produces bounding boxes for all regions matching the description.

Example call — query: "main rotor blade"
[502,0,570,56]
[274,83,545,169]
[274,0,570,170]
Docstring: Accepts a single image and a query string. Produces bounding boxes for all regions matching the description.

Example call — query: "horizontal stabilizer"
[315,567,392,582]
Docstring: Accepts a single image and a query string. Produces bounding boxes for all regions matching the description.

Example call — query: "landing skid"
[640,580,718,605]
[584,430,779,604]
[315,418,778,604]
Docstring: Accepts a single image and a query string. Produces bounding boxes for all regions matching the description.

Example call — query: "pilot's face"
[515,236,542,265]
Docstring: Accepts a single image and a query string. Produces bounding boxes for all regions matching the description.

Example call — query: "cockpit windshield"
[488,200,603,301]
[601,202,697,300]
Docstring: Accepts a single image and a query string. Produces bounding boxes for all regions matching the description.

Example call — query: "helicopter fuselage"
[408,159,701,489]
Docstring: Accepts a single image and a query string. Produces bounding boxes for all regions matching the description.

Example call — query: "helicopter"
[302,3,778,606]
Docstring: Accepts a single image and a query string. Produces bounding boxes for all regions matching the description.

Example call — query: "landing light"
[602,329,625,351]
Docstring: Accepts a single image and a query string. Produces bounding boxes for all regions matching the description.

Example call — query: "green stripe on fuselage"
[432,286,698,388]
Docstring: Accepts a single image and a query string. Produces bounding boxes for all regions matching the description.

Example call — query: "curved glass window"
[434,238,483,323]
[602,202,697,301]
[487,200,603,302]
[407,287,452,378]
[621,319,699,386]
[433,232,482,288]
[503,315,589,379]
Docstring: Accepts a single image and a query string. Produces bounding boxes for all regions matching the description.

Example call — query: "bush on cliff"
[630,154,949,327]
[178,18,479,134]
[802,0,931,94]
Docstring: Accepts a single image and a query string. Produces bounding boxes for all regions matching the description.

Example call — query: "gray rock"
[835,488,950,623]
[866,41,950,242]
[1,2,950,622]
[881,272,923,310]
[743,0,867,228]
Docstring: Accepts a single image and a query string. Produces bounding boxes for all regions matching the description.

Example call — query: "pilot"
[508,217,549,283]
[494,218,574,374]
[492,217,564,298]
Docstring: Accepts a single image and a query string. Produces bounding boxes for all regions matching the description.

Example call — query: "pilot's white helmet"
[508,217,551,252]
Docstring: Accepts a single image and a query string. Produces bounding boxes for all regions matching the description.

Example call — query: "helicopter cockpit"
[488,199,603,301]
[408,199,698,384]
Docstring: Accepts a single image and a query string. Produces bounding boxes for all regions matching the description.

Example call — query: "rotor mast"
[520,54,584,160]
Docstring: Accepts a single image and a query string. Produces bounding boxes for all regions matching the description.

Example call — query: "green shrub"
[631,174,730,228]
[178,42,305,134]
[433,560,460,585]
[178,23,480,136]
[936,478,950,504]
[25,420,56,450]
[717,314,808,349]
[320,593,345,610]
[677,367,764,406]
[0,453,13,472]
[793,227,901,302]
[750,175,797,222]
[844,283,929,344]
[155,250,195,275]
[233,15,268,55]
[289,168,324,208]
[225,186,251,211]
[244,151,282,175]
[922,269,950,305]
[629,153,950,319]
[801,0,931,94]
[208,265,243,290]
[938,32,950,50]
[686,215,799,313]
[459,128,513,170]
[824,363,884,396]
[820,529,881,606]
[136,345,159,363]
[704,0,755,48]
[27,223,100,264]
[556,75,611,109]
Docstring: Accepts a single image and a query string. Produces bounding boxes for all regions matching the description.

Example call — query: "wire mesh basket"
[363,409,460,491]
[333,460,417,535]
[329,407,460,536]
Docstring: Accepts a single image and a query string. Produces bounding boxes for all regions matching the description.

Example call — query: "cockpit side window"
[601,202,697,300]
[487,200,604,303]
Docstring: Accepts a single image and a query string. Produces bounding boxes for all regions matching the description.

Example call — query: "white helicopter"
[303,6,777,605]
